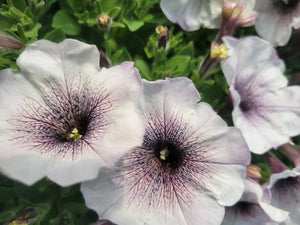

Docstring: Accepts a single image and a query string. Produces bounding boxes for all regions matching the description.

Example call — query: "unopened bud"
[155,25,169,49]
[0,33,25,51]
[8,208,38,225]
[97,14,111,29]
[210,42,229,61]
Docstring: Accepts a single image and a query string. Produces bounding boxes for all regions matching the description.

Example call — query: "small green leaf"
[10,0,26,11]
[16,23,27,41]
[110,22,125,28]
[111,47,132,65]
[178,41,194,56]
[165,55,191,77]
[52,10,81,35]
[24,23,41,39]
[67,0,85,12]
[123,17,144,32]
[0,15,14,30]
[135,58,151,80]
[43,28,66,42]
[108,7,121,19]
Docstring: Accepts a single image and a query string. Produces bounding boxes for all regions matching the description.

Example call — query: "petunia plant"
[0,0,300,224]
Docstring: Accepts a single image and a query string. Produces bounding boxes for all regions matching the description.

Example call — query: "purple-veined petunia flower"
[81,77,250,225]
[0,39,145,186]
[221,36,300,154]
[159,0,255,31]
[255,0,300,46]
[221,179,288,225]
[267,167,300,225]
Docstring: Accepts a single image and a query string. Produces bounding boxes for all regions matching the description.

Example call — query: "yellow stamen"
[160,148,169,160]
[282,0,289,4]
[69,128,82,142]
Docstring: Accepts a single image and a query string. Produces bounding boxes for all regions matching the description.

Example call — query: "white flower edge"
[221,179,289,225]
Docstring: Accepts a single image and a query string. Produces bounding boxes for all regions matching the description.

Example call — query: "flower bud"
[155,25,169,49]
[97,14,111,29]
[0,33,25,51]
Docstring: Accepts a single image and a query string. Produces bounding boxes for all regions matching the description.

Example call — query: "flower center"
[282,0,299,6]
[239,100,252,112]
[154,141,183,170]
[68,128,83,142]
[273,0,300,14]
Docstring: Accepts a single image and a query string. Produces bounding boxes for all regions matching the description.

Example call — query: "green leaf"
[123,17,144,32]
[111,47,132,65]
[10,0,26,11]
[43,28,66,42]
[178,41,194,56]
[52,10,81,35]
[165,55,191,77]
[0,15,14,30]
[135,58,151,80]
[110,22,125,28]
[108,6,121,19]
[144,35,157,59]
[16,23,27,41]
[24,23,41,39]
[66,0,85,12]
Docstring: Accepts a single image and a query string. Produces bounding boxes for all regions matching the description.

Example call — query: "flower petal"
[160,0,223,31]
[0,69,40,128]
[91,62,145,167]
[254,0,298,46]
[221,36,300,154]
[222,36,286,88]
[141,77,200,115]
[17,39,100,84]
[81,168,225,225]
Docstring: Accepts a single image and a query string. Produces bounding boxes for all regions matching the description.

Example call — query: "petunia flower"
[221,36,300,154]
[255,0,300,46]
[81,77,250,225]
[221,179,289,225]
[0,39,145,186]
[268,167,300,225]
[159,0,255,31]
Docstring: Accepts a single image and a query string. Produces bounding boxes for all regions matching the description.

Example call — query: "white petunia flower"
[221,36,300,154]
[268,167,300,225]
[255,0,300,46]
[159,0,255,31]
[81,77,250,225]
[0,39,145,186]
[221,179,289,225]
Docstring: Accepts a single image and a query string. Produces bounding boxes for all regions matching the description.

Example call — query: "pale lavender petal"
[17,39,100,84]
[221,36,300,154]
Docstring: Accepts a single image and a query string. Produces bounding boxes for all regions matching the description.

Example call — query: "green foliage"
[0,0,299,223]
